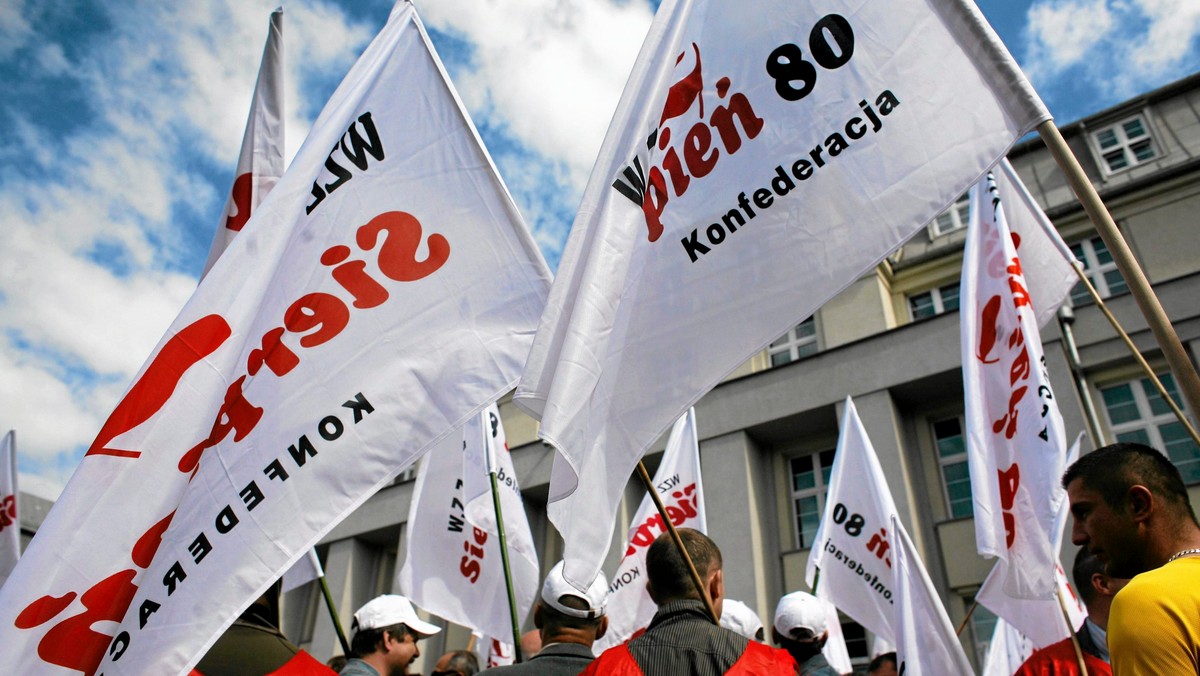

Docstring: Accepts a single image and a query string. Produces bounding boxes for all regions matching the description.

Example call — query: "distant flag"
[0,430,17,590]
[472,633,516,668]
[280,548,324,594]
[514,0,1051,589]
[0,3,551,673]
[595,408,705,651]
[821,600,854,675]
[981,619,1035,676]
[202,7,285,277]
[975,433,1086,647]
[961,168,1070,600]
[890,514,974,675]
[806,397,899,642]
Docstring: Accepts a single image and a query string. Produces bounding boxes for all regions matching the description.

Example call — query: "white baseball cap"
[773,591,828,640]
[720,599,765,640]
[351,595,442,638]
[541,561,608,619]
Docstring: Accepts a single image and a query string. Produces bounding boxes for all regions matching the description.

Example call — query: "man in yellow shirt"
[1064,442,1200,675]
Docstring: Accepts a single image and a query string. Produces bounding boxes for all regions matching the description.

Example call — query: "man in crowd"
[1064,441,1200,674]
[720,599,765,642]
[1015,548,1127,674]
[582,528,795,674]
[866,652,898,676]
[432,650,479,676]
[340,594,441,676]
[771,591,840,676]
[485,560,609,675]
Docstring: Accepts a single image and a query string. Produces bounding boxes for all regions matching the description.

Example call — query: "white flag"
[398,412,539,642]
[473,633,516,668]
[890,515,975,676]
[202,7,285,277]
[976,433,1086,647]
[805,397,899,642]
[981,619,1035,676]
[595,408,705,651]
[280,548,324,594]
[822,600,854,675]
[962,169,1070,599]
[0,4,551,674]
[515,0,1050,588]
[0,430,18,590]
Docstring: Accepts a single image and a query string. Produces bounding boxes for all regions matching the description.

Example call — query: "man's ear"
[595,615,609,640]
[533,602,545,630]
[646,580,660,604]
[1127,485,1154,522]
[709,568,724,604]
[1091,571,1118,597]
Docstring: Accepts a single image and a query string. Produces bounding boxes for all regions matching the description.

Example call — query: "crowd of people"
[193,441,1199,675]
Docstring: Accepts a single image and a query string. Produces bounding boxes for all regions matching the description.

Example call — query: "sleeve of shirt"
[1109,582,1197,676]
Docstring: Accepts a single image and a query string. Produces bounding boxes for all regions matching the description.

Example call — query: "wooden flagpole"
[635,461,719,624]
[955,599,979,638]
[1056,586,1089,675]
[1037,120,1200,424]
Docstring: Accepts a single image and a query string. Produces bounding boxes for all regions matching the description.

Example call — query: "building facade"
[283,73,1200,672]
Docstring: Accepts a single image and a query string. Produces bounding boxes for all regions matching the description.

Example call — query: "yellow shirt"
[1109,557,1200,675]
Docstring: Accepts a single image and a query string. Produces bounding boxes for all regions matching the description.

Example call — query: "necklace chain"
[1167,548,1200,563]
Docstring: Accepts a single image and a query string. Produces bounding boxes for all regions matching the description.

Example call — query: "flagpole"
[1055,586,1089,675]
[954,599,979,637]
[1066,261,1200,447]
[1037,120,1200,424]
[1057,307,1109,447]
[317,574,351,657]
[635,461,719,624]
[488,468,525,663]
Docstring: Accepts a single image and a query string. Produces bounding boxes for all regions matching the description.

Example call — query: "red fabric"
[578,641,796,675]
[190,651,336,676]
[1015,638,1111,676]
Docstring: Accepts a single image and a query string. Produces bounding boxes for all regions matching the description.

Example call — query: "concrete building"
[284,73,1200,672]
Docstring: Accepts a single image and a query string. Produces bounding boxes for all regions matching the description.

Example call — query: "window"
[1092,114,1158,173]
[791,449,837,549]
[934,416,973,518]
[769,317,818,367]
[967,597,999,666]
[909,282,961,321]
[840,620,870,664]
[930,193,970,237]
[1069,236,1128,306]
[1100,373,1200,483]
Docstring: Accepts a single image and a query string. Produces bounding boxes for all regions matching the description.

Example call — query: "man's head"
[645,528,724,617]
[349,595,441,675]
[1071,546,1128,630]
[771,591,829,665]
[867,652,899,676]
[1063,442,1198,576]
[532,560,609,647]
[432,649,479,676]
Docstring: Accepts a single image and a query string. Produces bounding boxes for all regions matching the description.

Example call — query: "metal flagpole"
[635,461,719,624]
[318,574,352,656]
[1037,120,1200,424]
[488,467,525,663]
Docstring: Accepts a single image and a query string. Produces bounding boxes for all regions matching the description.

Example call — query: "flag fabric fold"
[0,430,18,590]
[514,0,1051,589]
[0,3,551,673]
[595,408,705,651]
[202,7,285,277]
[280,548,324,594]
[961,168,1070,599]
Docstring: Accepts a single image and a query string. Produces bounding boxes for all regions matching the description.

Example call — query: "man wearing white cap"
[772,592,840,676]
[720,599,766,642]
[340,594,442,676]
[484,561,609,675]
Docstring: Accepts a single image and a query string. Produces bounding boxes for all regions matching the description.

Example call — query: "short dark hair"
[1062,442,1196,523]
[868,652,898,673]
[1071,546,1105,607]
[440,650,479,675]
[539,594,605,633]
[349,623,410,658]
[645,528,723,602]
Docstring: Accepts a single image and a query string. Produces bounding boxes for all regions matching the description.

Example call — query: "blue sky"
[1,0,1197,498]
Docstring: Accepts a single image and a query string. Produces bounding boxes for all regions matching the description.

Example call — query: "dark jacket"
[483,641,597,676]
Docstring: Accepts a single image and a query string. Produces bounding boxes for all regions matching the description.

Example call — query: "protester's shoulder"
[741,640,796,672]
[337,659,380,676]
[1014,638,1109,676]
[578,643,640,676]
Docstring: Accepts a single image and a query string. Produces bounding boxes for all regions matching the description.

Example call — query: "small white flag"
[806,397,900,642]
[472,633,516,668]
[890,514,974,675]
[0,430,18,590]
[821,599,854,675]
[280,548,324,594]
[595,408,705,651]
[962,168,1070,599]
[981,618,1035,676]
[515,0,1050,589]
[202,7,285,277]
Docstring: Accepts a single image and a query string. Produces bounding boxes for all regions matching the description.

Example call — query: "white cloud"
[1024,0,1114,77]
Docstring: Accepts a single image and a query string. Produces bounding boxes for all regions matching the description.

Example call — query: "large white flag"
[514,0,1050,588]
[890,515,975,675]
[398,407,539,643]
[805,397,899,642]
[976,433,1086,648]
[0,430,18,590]
[202,7,285,277]
[0,4,551,673]
[962,168,1070,599]
[595,408,706,651]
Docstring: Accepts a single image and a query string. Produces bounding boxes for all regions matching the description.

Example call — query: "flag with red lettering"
[0,430,18,590]
[962,168,1070,600]
[976,433,1086,647]
[472,633,516,668]
[805,397,899,642]
[513,0,1051,589]
[890,514,974,675]
[0,3,551,673]
[281,549,324,594]
[594,408,705,651]
[398,407,539,643]
[202,7,285,277]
